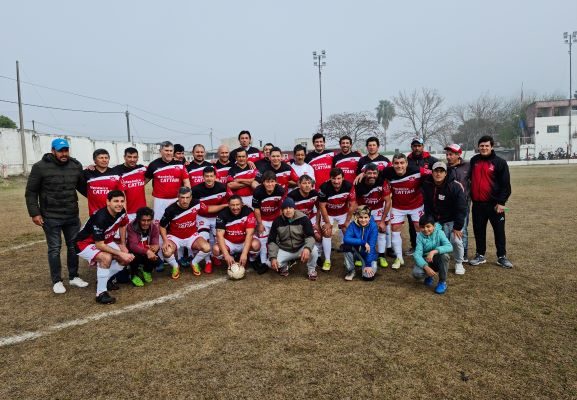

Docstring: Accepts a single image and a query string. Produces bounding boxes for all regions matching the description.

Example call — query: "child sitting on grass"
[412,214,453,294]
[342,205,378,281]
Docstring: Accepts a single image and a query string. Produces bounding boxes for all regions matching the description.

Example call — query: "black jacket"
[25,153,84,219]
[267,210,315,259]
[422,175,467,231]
[447,159,470,199]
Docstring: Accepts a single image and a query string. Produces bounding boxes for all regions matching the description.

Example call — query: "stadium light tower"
[313,50,327,134]
[563,31,577,157]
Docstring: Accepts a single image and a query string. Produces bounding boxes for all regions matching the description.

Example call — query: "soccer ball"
[227,262,245,280]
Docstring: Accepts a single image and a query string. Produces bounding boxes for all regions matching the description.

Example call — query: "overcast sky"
[2,0,577,152]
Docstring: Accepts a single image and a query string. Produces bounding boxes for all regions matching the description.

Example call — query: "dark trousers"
[129,253,156,276]
[407,216,417,248]
[42,216,80,284]
[472,202,507,257]
[412,253,449,282]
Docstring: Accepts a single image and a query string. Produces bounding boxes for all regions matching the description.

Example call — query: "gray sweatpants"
[442,221,464,264]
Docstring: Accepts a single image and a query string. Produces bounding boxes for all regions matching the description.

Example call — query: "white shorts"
[223,239,246,255]
[197,215,217,237]
[153,197,177,222]
[256,220,273,240]
[78,241,120,266]
[326,213,347,228]
[390,205,424,226]
[370,208,390,222]
[166,233,202,250]
[241,196,253,209]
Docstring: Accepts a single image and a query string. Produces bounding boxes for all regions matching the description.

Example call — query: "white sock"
[109,260,123,276]
[249,251,259,262]
[96,267,110,296]
[192,250,210,265]
[258,237,268,264]
[377,232,387,253]
[386,224,392,248]
[165,255,178,268]
[392,231,403,260]
[322,237,332,262]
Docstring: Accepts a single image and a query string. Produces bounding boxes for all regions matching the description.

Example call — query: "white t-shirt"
[290,162,316,191]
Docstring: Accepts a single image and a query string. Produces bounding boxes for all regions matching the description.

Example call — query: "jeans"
[343,246,378,278]
[42,216,80,284]
[441,221,464,264]
[273,246,319,274]
[412,253,449,282]
[472,202,507,257]
[462,204,470,258]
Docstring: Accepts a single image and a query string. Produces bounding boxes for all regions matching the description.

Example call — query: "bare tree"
[451,94,503,151]
[323,112,381,150]
[393,88,450,147]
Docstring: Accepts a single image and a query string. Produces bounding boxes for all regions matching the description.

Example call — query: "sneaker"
[171,266,180,280]
[156,263,165,273]
[497,256,513,269]
[455,263,465,275]
[344,270,355,281]
[69,277,89,288]
[385,248,396,258]
[391,258,404,270]
[191,263,201,276]
[435,281,447,294]
[96,291,116,304]
[279,265,289,277]
[354,260,363,267]
[378,257,388,268]
[253,261,269,275]
[462,254,469,263]
[131,275,144,287]
[107,278,120,291]
[204,262,213,274]
[141,270,153,283]
[53,281,66,294]
[308,270,318,281]
[403,247,415,256]
[322,260,331,271]
[469,254,486,266]
[424,276,434,287]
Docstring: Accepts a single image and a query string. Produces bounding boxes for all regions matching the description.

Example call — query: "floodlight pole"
[16,61,28,175]
[564,31,577,157]
[313,50,327,135]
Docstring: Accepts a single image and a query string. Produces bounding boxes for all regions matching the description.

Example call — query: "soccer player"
[332,135,361,184]
[126,207,160,286]
[355,163,393,268]
[187,144,212,186]
[255,142,274,173]
[468,135,513,268]
[290,144,315,187]
[214,144,233,184]
[252,170,286,265]
[256,146,299,191]
[229,130,262,164]
[174,144,186,164]
[356,136,391,174]
[80,148,121,216]
[145,141,190,222]
[159,187,211,279]
[227,148,258,208]
[213,195,261,271]
[318,167,356,271]
[114,147,147,221]
[305,133,334,190]
[268,197,319,280]
[75,190,134,304]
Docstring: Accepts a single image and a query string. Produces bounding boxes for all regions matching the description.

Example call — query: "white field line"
[0,277,227,348]
[0,239,46,255]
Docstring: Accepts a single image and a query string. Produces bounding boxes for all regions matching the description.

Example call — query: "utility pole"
[125,110,131,142]
[32,120,36,132]
[313,50,327,135]
[210,128,213,151]
[16,61,28,175]
[563,31,577,157]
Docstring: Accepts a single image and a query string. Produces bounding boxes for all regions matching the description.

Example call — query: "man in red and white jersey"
[289,144,315,191]
[173,144,186,164]
[75,190,134,305]
[159,187,211,280]
[354,163,393,268]
[187,144,212,187]
[288,174,321,244]
[332,135,362,185]
[318,167,356,271]
[255,142,273,173]
[79,149,121,216]
[214,144,233,184]
[229,130,263,164]
[356,136,391,174]
[252,170,286,265]
[213,195,261,270]
[114,147,147,221]
[145,141,190,222]
[256,147,299,191]
[227,148,258,208]
[305,133,334,190]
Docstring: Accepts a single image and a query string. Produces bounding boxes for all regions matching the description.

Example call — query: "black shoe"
[385,248,396,258]
[107,277,120,291]
[96,291,116,304]
[254,261,269,275]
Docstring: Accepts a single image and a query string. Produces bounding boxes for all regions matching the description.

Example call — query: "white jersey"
[290,162,316,189]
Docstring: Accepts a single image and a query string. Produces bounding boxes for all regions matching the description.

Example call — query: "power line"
[130,113,209,136]
[0,99,123,114]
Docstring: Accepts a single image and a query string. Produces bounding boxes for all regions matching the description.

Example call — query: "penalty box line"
[0,277,227,348]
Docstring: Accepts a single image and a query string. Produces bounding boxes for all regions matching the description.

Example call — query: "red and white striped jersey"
[214,160,233,185]
[381,166,425,210]
[187,160,213,187]
[304,150,334,190]
[82,169,121,216]
[318,180,355,217]
[227,164,258,197]
[252,184,285,222]
[332,151,362,184]
[356,154,391,174]
[160,199,204,239]
[216,205,257,244]
[256,163,299,191]
[288,189,319,220]
[355,176,391,211]
[75,208,128,251]
[114,164,147,214]
[190,182,232,218]
[145,158,188,199]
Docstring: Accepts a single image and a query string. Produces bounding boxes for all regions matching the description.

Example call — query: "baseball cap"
[444,143,462,154]
[411,137,423,145]
[51,138,70,151]
[432,161,447,171]
[281,197,295,209]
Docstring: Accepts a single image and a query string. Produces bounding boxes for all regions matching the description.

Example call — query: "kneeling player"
[75,190,135,304]
[160,187,211,279]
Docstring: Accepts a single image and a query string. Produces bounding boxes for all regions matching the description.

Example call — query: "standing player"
[252,171,286,266]
[255,143,274,173]
[187,144,212,187]
[357,136,391,174]
[317,167,356,271]
[290,144,315,186]
[173,144,186,164]
[80,149,121,216]
[214,144,233,184]
[227,148,258,208]
[145,141,190,222]
[332,136,362,184]
[229,130,262,164]
[75,190,134,304]
[114,147,147,221]
[159,187,211,279]
[305,133,334,191]
[256,147,299,191]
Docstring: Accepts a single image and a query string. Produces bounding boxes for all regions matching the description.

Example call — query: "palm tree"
[375,100,395,152]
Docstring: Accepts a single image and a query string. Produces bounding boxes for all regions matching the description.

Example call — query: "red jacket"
[127,220,160,256]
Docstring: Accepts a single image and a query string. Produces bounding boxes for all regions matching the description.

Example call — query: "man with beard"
[332,135,361,184]
[187,144,212,187]
[305,133,334,191]
[114,147,147,221]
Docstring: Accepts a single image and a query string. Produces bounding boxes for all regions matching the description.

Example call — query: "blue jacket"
[343,216,378,264]
[413,223,453,269]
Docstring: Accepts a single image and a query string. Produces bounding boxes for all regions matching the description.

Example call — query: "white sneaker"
[69,277,89,288]
[344,270,355,281]
[391,258,404,270]
[53,281,66,294]
[455,263,465,275]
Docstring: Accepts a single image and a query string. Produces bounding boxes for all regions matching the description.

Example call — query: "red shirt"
[382,166,428,210]
[214,160,233,185]
[145,158,188,199]
[318,180,355,217]
[257,162,299,191]
[227,164,258,197]
[288,189,319,220]
[190,182,232,218]
[160,200,205,239]
[333,151,361,184]
[216,206,257,244]
[83,169,121,216]
[305,150,334,190]
[75,208,128,251]
[187,160,213,187]
[115,164,147,214]
[252,184,285,222]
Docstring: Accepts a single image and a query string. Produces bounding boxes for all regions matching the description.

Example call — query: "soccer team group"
[25,130,513,304]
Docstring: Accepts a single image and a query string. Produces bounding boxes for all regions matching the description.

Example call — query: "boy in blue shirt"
[343,205,378,281]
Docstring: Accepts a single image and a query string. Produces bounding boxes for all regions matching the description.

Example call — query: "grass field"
[0,165,576,399]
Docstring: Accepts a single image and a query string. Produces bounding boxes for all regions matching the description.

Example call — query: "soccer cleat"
[107,278,120,291]
[497,256,513,269]
[322,260,331,271]
[69,277,89,288]
[131,275,144,287]
[403,248,415,256]
[435,281,448,294]
[204,262,213,274]
[141,270,153,283]
[212,256,222,267]
[424,276,434,287]
[156,263,165,273]
[308,270,318,281]
[385,248,396,258]
[391,258,404,270]
[53,281,66,294]
[469,254,486,266]
[344,270,356,281]
[191,263,202,276]
[354,260,363,267]
[455,263,465,275]
[378,257,389,268]
[96,291,116,304]
[171,266,180,280]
